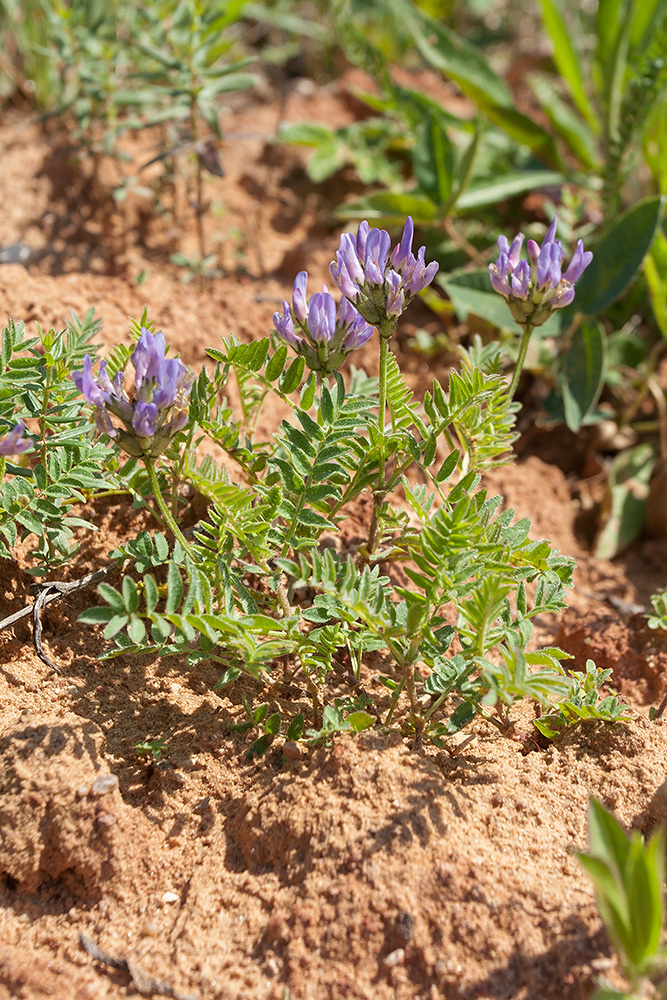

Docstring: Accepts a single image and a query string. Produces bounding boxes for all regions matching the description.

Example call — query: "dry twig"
[79,932,200,1000]
[0,567,110,673]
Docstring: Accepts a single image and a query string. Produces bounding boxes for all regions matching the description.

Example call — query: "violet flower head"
[273,271,376,375]
[71,326,194,458]
[330,216,438,333]
[0,422,32,456]
[489,215,593,327]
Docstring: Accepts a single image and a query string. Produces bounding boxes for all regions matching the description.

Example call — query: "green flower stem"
[366,319,396,557]
[508,323,534,400]
[377,335,390,488]
[144,457,191,554]
[171,420,196,517]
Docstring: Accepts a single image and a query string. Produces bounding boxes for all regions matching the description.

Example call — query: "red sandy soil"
[1,71,667,1000]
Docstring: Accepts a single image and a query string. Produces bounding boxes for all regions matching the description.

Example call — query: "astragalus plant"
[1,218,628,753]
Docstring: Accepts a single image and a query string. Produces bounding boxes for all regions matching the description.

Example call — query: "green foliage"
[534,660,633,739]
[37,0,139,150]
[571,196,666,317]
[0,312,117,572]
[286,63,562,234]
[0,0,261,263]
[397,0,667,211]
[70,312,627,748]
[594,444,655,559]
[305,701,376,745]
[0,0,57,105]
[134,737,167,760]
[558,323,608,433]
[646,588,667,631]
[279,119,406,187]
[578,799,667,998]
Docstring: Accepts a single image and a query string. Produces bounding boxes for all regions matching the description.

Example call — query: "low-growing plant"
[134,737,167,760]
[0,215,631,751]
[534,661,632,740]
[0,311,118,572]
[285,1,667,560]
[119,0,258,263]
[647,588,667,631]
[578,799,667,999]
[3,0,259,269]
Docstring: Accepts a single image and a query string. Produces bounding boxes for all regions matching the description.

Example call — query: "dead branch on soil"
[0,567,110,674]
[79,932,200,1000]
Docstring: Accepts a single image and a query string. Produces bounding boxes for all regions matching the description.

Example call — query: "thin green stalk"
[189,100,206,265]
[304,671,322,729]
[384,673,407,728]
[259,558,293,618]
[171,421,196,517]
[39,363,54,470]
[366,320,396,556]
[377,335,389,489]
[144,457,192,554]
[508,323,534,399]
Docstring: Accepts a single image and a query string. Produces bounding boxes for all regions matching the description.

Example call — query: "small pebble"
[264,956,280,977]
[91,774,119,796]
[383,948,405,968]
[162,891,179,904]
[96,812,117,827]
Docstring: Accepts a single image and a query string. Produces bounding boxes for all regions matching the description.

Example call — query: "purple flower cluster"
[273,272,375,376]
[489,216,593,327]
[71,328,193,458]
[330,217,439,332]
[0,421,31,457]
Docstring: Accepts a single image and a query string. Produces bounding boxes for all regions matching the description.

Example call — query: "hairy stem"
[171,421,196,518]
[508,323,534,399]
[366,320,396,556]
[144,457,192,554]
[377,335,389,486]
